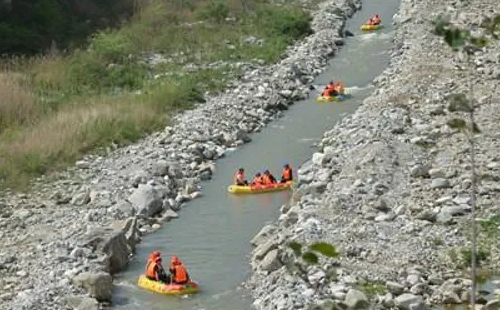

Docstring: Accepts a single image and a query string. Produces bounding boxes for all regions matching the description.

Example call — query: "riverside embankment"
[110,5,398,310]
[248,0,500,309]
[0,0,365,309]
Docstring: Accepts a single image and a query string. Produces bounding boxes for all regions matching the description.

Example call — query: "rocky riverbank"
[0,0,363,309]
[248,0,500,309]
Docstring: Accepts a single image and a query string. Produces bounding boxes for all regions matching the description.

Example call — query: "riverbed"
[111,1,400,309]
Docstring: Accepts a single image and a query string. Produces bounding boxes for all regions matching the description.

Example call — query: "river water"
[111,0,401,309]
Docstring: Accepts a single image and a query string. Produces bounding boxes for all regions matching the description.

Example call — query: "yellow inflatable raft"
[137,275,200,295]
[227,181,293,194]
[360,24,382,31]
[316,89,351,103]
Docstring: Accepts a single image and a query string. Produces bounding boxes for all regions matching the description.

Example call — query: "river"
[111,0,401,309]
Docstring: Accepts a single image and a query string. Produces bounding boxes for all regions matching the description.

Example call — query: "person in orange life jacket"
[252,173,263,186]
[321,86,331,97]
[234,168,248,186]
[372,14,381,25]
[280,164,293,183]
[145,255,170,283]
[327,80,339,96]
[169,255,190,285]
[262,170,277,185]
[365,18,374,26]
[146,250,161,267]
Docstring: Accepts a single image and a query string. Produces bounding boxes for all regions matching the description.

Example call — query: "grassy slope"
[0,0,315,190]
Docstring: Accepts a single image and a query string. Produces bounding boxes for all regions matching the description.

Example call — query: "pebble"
[0,0,365,308]
[247,0,500,308]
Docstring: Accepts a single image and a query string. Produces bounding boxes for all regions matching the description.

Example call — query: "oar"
[310,84,324,93]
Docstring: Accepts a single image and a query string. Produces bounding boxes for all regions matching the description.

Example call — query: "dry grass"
[0,0,314,190]
[0,73,39,131]
[0,93,163,187]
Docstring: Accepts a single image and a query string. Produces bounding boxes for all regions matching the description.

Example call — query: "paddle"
[311,84,350,95]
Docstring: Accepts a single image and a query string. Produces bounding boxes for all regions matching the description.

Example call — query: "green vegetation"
[358,281,387,297]
[0,0,314,190]
[0,0,136,55]
[287,241,339,284]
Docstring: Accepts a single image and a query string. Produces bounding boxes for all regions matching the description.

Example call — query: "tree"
[432,13,500,309]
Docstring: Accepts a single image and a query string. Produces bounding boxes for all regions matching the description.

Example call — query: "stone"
[251,224,276,247]
[152,160,169,176]
[395,293,423,310]
[71,190,91,206]
[128,184,163,217]
[430,178,451,189]
[76,160,91,169]
[253,238,278,261]
[80,228,130,274]
[259,249,282,272]
[344,289,369,309]
[484,299,500,310]
[65,296,99,310]
[386,281,405,295]
[110,200,136,218]
[72,272,113,302]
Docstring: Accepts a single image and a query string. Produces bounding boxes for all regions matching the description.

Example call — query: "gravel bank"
[0,0,363,309]
[248,0,500,309]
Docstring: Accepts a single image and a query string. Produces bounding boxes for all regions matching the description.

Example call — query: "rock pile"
[248,0,500,309]
[0,0,362,309]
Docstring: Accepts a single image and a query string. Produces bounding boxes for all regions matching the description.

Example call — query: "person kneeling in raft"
[234,168,248,186]
[261,170,278,185]
[280,164,293,183]
[168,256,191,285]
[145,251,171,283]
[322,80,339,97]
[252,173,264,186]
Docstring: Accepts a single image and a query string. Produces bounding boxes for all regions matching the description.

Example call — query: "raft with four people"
[228,164,294,195]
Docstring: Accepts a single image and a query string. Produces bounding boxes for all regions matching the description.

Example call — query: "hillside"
[0,0,313,190]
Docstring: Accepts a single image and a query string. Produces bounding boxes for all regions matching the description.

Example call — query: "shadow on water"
[111,1,402,309]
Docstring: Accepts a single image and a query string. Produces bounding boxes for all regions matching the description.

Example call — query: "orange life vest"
[283,168,292,181]
[262,174,274,185]
[366,19,374,25]
[372,16,380,24]
[253,176,263,185]
[172,264,188,283]
[146,261,158,280]
[322,89,331,97]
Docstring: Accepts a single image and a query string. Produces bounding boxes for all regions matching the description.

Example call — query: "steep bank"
[0,0,362,309]
[248,0,500,309]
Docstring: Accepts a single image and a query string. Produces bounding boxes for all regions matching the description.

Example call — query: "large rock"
[72,272,113,302]
[343,289,369,309]
[79,227,131,274]
[259,249,282,272]
[395,293,423,310]
[253,238,279,261]
[128,184,163,216]
[122,217,141,252]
